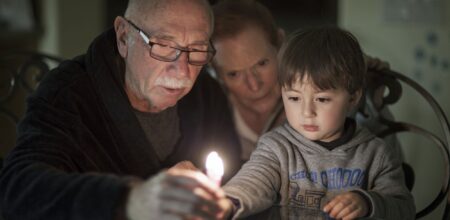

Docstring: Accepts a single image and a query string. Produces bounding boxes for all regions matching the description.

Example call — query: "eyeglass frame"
[123,17,216,66]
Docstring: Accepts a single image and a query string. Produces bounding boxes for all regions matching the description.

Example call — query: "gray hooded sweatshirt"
[224,123,415,219]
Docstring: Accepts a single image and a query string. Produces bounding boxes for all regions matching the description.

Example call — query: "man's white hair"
[124,0,214,34]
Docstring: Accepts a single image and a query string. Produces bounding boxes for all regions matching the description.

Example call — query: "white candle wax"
[205,151,224,186]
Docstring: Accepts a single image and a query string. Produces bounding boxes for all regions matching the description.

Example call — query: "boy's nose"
[301,101,316,117]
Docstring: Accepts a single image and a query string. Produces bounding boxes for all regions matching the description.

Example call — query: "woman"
[210,0,285,162]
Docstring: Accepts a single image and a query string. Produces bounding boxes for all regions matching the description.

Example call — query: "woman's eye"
[288,97,299,102]
[258,59,269,66]
[227,71,239,78]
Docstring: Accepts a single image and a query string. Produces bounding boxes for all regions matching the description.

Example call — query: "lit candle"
[205,151,224,186]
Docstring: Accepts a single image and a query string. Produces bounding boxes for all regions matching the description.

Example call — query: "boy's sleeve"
[357,143,416,220]
[222,138,281,219]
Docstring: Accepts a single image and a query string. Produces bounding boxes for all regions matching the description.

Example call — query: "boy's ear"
[114,16,129,58]
[350,89,363,108]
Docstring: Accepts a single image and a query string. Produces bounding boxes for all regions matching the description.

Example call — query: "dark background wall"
[104,0,337,33]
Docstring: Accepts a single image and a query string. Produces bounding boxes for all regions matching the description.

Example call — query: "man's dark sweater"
[0,29,241,220]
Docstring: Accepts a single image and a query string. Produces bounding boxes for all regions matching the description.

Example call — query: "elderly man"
[0,0,238,219]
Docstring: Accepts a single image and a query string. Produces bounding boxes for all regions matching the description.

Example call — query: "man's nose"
[174,52,189,77]
[245,69,261,92]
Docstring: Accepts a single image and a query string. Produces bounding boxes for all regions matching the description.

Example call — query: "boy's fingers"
[335,204,356,219]
[328,201,346,217]
[323,199,337,212]
[324,192,369,219]
[342,209,361,220]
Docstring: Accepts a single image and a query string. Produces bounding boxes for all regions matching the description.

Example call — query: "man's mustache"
[155,77,193,89]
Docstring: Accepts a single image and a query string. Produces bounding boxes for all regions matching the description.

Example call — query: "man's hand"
[323,191,369,220]
[168,160,199,171]
[126,169,230,220]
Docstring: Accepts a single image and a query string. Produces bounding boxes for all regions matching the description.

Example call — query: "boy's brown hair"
[278,27,366,94]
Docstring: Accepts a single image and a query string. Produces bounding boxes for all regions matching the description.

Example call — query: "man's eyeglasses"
[124,18,216,66]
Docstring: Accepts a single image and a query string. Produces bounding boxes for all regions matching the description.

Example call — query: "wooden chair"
[359,68,450,219]
[0,51,63,163]
[0,51,63,220]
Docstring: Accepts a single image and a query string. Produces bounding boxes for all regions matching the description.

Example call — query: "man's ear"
[276,28,286,49]
[114,16,129,58]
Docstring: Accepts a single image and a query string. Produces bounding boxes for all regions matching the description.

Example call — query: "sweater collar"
[314,118,356,150]
[282,120,374,154]
[84,28,162,177]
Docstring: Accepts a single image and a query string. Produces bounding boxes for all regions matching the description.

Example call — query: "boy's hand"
[217,198,234,219]
[323,191,369,220]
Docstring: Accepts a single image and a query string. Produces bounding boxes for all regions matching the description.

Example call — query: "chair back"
[358,68,450,219]
[0,51,63,159]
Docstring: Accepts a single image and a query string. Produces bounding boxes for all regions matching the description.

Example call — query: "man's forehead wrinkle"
[135,1,211,40]
[146,23,209,47]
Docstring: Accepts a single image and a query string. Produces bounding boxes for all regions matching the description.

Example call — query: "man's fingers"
[161,199,218,219]
[166,169,224,198]
[159,171,226,218]
[160,186,220,211]
[168,161,199,171]
[127,170,228,220]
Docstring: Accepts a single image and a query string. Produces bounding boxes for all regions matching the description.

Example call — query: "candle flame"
[206,151,224,177]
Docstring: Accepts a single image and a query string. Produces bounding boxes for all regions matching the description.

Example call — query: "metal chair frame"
[0,51,63,123]
[361,69,450,219]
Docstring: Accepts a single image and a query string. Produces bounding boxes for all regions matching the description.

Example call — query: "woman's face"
[212,26,279,103]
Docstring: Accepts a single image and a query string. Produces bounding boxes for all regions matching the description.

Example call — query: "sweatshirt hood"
[273,122,376,155]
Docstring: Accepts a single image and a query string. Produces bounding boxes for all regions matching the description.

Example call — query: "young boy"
[222,27,415,220]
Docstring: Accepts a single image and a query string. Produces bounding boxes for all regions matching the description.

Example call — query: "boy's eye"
[288,97,299,102]
[316,97,331,102]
